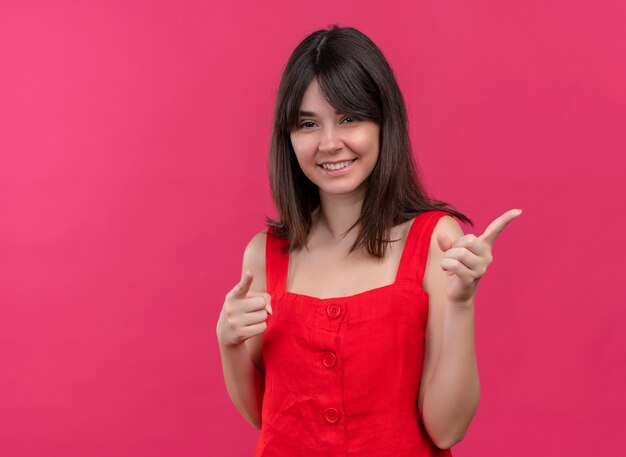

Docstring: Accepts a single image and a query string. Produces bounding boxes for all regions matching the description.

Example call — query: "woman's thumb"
[437,232,452,253]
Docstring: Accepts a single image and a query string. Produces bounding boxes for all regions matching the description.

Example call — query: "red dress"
[256,211,454,457]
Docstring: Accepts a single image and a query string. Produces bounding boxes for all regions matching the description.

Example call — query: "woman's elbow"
[242,410,262,430]
[248,417,262,430]
[432,394,480,448]
[433,431,465,450]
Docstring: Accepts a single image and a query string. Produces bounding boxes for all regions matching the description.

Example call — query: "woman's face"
[290,78,380,199]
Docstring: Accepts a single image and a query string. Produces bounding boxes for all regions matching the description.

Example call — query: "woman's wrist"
[446,296,475,312]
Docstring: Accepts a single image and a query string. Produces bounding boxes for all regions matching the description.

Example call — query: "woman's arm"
[217,339,265,429]
[418,210,520,448]
[216,232,268,430]
[418,216,480,449]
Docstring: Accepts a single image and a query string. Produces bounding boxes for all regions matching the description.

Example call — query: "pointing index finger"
[479,209,522,246]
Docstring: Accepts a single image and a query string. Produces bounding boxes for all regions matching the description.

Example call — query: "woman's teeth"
[321,159,355,170]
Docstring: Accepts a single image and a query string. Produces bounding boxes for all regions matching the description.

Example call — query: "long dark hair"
[265,25,472,257]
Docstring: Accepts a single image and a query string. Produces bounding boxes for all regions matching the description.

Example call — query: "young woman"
[216,26,521,456]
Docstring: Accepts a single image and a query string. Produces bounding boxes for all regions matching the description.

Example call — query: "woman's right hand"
[216,270,273,348]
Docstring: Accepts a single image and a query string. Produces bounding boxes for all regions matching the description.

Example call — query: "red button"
[322,352,336,368]
[324,408,340,424]
[326,303,341,319]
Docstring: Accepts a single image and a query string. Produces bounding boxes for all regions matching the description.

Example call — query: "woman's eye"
[342,116,359,124]
[300,121,316,128]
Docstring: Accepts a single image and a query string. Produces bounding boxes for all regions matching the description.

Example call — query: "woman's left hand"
[437,208,523,306]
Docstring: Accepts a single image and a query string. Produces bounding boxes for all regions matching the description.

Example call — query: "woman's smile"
[319,158,357,175]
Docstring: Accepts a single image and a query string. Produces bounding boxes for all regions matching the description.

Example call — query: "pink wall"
[1,1,624,456]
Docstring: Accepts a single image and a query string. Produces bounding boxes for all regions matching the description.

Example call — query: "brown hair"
[265,25,472,257]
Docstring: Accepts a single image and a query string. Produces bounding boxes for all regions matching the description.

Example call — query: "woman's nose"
[318,126,343,154]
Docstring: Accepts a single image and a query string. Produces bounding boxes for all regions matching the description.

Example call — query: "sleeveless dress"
[255,210,454,457]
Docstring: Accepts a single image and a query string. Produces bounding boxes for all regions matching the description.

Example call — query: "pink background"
[1,1,624,456]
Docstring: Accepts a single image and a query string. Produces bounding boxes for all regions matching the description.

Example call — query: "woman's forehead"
[299,78,336,113]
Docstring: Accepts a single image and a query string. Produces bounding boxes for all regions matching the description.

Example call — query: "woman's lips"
[318,158,357,176]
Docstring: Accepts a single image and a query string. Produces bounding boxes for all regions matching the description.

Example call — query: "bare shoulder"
[432,215,464,243]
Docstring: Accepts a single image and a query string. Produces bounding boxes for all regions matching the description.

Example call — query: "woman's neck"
[314,189,365,242]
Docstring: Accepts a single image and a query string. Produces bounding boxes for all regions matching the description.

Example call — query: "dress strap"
[395,210,452,286]
[265,226,289,295]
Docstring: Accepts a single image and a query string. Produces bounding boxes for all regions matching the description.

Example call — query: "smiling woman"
[216,25,521,457]
[290,77,380,198]
[265,26,472,256]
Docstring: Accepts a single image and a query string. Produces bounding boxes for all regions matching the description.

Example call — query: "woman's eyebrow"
[298,110,343,117]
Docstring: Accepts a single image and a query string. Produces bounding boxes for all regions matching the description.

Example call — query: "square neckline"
[283,215,421,302]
